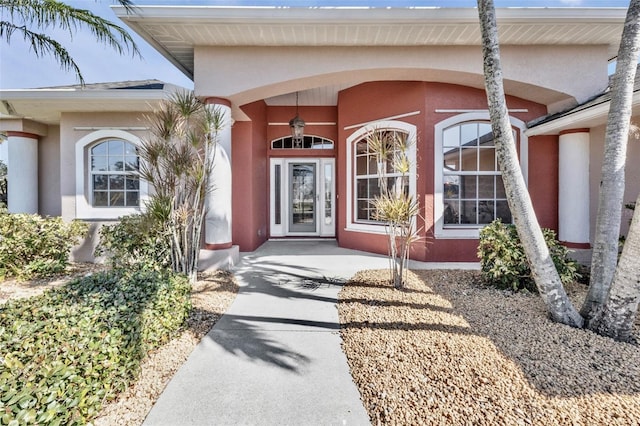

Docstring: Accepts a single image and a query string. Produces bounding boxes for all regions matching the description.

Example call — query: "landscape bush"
[478,219,579,292]
[0,269,191,425]
[96,213,171,272]
[0,212,88,280]
[0,160,7,208]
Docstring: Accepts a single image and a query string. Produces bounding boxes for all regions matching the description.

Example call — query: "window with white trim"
[271,135,334,149]
[442,122,512,227]
[75,129,148,220]
[345,120,417,234]
[354,130,409,222]
[434,114,527,239]
[90,139,140,207]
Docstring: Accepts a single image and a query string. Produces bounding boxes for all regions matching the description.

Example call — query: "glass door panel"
[324,163,333,226]
[289,163,316,233]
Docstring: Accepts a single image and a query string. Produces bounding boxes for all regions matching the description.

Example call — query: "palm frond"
[0,0,140,84]
[0,20,84,84]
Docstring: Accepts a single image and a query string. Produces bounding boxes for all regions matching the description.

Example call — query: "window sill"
[76,206,142,220]
[344,222,388,235]
[434,227,481,239]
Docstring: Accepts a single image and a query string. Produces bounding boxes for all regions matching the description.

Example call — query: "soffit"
[114,6,626,79]
[0,91,166,125]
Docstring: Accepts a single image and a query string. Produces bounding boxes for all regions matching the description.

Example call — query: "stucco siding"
[232,100,269,251]
[59,112,152,222]
[335,81,553,262]
[589,124,640,241]
[528,135,560,231]
[38,125,61,216]
[194,45,609,116]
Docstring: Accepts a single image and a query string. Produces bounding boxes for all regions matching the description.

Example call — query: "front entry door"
[270,158,335,237]
[289,163,316,232]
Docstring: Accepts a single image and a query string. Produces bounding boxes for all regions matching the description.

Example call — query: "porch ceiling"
[114,6,626,81]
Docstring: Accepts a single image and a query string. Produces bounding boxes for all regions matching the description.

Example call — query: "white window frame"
[75,130,149,219]
[345,120,417,234]
[434,113,528,239]
[271,135,335,150]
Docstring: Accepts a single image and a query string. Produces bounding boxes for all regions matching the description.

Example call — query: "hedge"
[0,212,88,280]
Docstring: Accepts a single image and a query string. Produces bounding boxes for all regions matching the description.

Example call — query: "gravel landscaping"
[338,269,640,425]
[6,263,639,425]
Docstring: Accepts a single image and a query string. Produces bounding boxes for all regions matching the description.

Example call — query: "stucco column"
[558,129,590,246]
[204,98,233,249]
[4,132,38,214]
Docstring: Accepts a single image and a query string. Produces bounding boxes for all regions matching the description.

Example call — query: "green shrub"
[0,160,7,209]
[0,269,191,425]
[96,213,171,272]
[0,213,88,280]
[478,219,579,292]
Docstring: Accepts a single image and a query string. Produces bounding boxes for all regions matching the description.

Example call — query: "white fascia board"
[112,5,625,25]
[525,90,640,136]
[0,89,171,102]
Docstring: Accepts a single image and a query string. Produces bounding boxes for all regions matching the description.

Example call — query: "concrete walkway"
[143,241,479,425]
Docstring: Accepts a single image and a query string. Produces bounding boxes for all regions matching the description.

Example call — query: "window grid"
[271,135,334,149]
[90,139,140,207]
[442,122,513,227]
[354,131,408,223]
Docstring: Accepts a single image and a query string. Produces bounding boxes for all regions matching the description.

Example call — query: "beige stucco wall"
[59,111,151,222]
[38,125,61,217]
[59,112,152,262]
[589,124,640,241]
[194,45,610,117]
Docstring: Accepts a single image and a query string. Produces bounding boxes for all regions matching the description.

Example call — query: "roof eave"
[0,88,172,101]
[525,90,640,136]
[112,6,627,24]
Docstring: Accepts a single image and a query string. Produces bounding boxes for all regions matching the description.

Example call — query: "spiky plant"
[138,91,225,283]
[368,130,420,289]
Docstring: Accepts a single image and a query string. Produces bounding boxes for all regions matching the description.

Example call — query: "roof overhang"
[0,87,176,125]
[113,6,627,81]
[526,90,640,136]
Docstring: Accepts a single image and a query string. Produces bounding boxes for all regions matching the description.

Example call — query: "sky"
[0,0,631,90]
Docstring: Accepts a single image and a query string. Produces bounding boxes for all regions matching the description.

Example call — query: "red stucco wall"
[231,81,557,262]
[336,81,555,262]
[527,134,559,231]
[232,100,269,251]
[267,106,338,143]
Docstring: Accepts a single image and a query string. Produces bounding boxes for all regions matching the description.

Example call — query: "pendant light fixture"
[289,91,305,148]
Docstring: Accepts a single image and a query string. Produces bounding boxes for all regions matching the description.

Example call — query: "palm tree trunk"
[478,0,583,327]
[588,194,640,341]
[588,196,640,341]
[582,0,640,320]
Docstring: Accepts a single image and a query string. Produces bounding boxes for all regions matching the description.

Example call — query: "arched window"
[75,130,148,219]
[346,120,417,233]
[434,113,527,238]
[354,129,409,222]
[90,139,140,207]
[271,135,334,149]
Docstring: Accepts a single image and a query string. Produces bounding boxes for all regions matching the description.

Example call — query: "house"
[1,6,638,265]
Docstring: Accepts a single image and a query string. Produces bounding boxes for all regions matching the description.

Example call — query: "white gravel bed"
[338,269,640,425]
